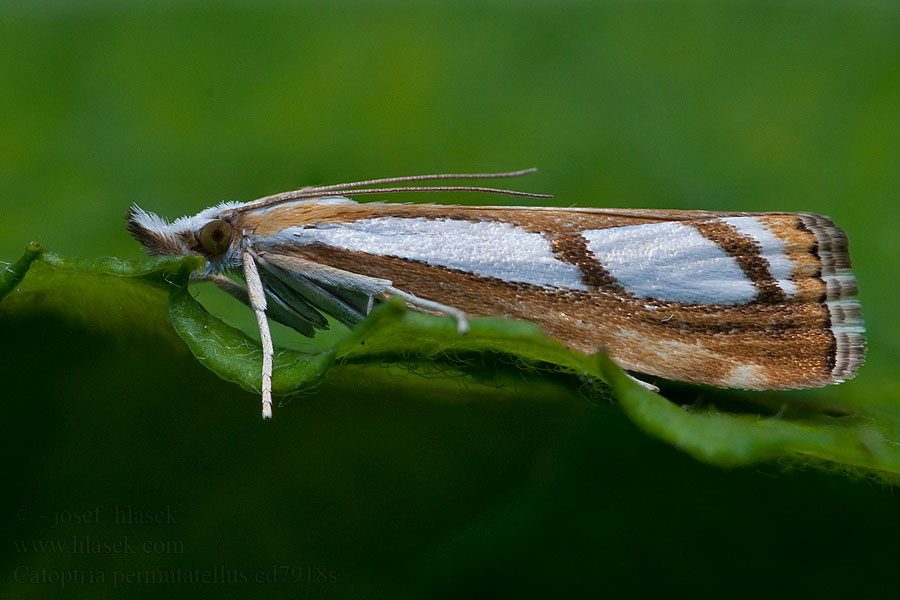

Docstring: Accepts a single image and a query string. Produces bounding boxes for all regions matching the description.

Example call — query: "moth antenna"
[228,184,553,216]
[303,168,538,193]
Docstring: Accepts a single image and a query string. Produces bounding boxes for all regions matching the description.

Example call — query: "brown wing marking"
[690,219,786,305]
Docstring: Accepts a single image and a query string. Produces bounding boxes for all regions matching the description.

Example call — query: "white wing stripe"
[269,217,590,290]
[583,221,757,304]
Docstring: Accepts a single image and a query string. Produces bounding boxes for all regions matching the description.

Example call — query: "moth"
[126,169,865,419]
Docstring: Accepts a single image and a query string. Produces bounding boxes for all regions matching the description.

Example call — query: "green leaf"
[168,284,336,395]
[4,245,900,480]
[0,244,203,339]
[0,241,43,301]
[597,354,899,474]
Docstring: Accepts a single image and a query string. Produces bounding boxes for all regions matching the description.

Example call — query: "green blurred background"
[3,1,900,597]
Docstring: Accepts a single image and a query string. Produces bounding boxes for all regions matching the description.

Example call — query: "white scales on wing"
[273,217,590,290]
[583,221,759,304]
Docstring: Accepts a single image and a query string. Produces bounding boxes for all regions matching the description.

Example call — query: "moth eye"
[199,219,233,255]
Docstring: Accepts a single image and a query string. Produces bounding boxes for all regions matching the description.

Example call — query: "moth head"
[125,202,244,269]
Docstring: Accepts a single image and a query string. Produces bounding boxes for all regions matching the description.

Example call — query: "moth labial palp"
[125,168,865,420]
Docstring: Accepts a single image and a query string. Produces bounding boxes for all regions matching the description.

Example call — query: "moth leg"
[193,272,244,295]
[386,287,470,334]
[626,373,659,393]
[258,254,469,334]
[242,249,274,420]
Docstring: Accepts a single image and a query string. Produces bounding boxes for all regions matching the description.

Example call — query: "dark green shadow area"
[5,247,900,474]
